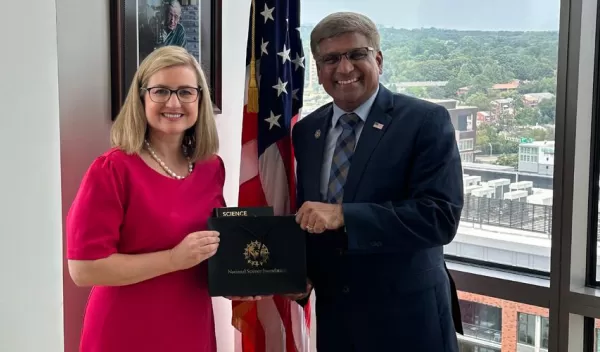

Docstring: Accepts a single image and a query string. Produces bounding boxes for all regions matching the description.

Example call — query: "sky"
[301,0,561,31]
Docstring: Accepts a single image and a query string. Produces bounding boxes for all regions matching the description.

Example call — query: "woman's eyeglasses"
[141,86,201,103]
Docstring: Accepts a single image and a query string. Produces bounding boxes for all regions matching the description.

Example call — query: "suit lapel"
[343,86,394,202]
[303,105,332,202]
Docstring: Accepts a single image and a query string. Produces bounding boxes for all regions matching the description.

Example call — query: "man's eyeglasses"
[317,47,374,66]
[142,86,201,103]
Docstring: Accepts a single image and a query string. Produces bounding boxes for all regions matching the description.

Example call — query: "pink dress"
[66,148,225,352]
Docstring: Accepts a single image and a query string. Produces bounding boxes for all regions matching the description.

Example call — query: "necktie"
[327,113,360,203]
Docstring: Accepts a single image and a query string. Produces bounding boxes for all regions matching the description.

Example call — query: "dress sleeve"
[66,155,125,260]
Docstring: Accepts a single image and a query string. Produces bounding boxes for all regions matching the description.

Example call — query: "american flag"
[235,0,311,351]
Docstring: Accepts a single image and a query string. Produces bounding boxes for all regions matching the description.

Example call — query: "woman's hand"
[169,231,220,271]
[225,295,273,301]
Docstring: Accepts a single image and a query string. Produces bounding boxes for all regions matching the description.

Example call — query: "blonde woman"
[66,46,223,351]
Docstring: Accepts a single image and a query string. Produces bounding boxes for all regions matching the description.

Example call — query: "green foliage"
[495,154,519,168]
[374,28,557,88]
[300,26,558,153]
[476,124,519,155]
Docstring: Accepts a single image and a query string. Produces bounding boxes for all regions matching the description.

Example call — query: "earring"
[187,134,196,147]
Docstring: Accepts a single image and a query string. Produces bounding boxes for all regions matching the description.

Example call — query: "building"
[518,141,555,176]
[490,98,515,120]
[461,162,555,190]
[522,92,555,108]
[477,111,493,123]
[457,290,550,352]
[306,51,318,87]
[449,172,600,351]
[392,80,448,93]
[428,99,478,163]
[489,79,521,93]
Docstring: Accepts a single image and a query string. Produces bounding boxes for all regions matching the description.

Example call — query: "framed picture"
[110,0,222,119]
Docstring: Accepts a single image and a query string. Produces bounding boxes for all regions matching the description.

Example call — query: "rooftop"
[523,92,555,100]
[519,140,555,147]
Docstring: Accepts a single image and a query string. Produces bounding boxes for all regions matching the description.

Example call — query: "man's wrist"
[337,204,345,228]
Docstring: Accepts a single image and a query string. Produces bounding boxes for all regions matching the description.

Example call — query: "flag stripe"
[257,298,286,351]
[236,0,309,351]
[259,143,291,216]
[273,296,296,352]
[240,139,259,185]
[290,299,310,351]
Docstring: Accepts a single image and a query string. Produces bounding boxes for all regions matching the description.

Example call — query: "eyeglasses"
[142,86,201,103]
[317,47,374,66]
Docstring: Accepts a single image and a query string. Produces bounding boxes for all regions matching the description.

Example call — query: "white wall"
[56,1,114,350]
[1,0,250,351]
[211,1,252,351]
[0,1,65,352]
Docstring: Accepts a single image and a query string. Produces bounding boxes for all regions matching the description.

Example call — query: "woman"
[66,46,225,351]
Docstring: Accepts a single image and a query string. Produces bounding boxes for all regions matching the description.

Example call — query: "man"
[290,12,464,352]
[138,0,187,64]
[160,0,187,47]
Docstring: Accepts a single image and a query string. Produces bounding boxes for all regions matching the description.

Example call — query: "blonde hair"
[310,12,380,57]
[110,46,219,162]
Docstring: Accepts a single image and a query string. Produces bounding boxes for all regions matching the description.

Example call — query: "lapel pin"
[373,122,384,130]
[314,129,321,139]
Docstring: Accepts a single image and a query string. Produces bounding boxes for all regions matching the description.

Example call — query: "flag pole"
[247,0,259,113]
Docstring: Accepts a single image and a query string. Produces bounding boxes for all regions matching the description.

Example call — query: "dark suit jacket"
[292,85,464,352]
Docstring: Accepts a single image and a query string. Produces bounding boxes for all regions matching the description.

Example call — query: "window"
[590,0,600,284]
[459,299,502,343]
[517,313,536,345]
[459,138,475,152]
[458,342,500,352]
[308,1,562,273]
[541,317,549,349]
[300,0,600,349]
[456,291,550,351]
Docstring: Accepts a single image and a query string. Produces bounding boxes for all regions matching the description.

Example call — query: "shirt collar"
[331,85,380,127]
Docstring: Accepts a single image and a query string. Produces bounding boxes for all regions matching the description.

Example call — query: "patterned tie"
[327,113,360,203]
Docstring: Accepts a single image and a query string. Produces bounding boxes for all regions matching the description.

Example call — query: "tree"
[514,107,539,126]
[301,26,559,133]
[476,123,519,155]
[521,128,549,141]
[465,92,491,110]
[537,97,556,124]
[496,154,518,168]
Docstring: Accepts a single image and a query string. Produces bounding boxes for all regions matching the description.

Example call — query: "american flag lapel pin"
[314,129,321,139]
[373,122,384,130]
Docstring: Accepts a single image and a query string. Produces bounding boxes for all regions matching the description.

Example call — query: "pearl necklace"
[144,140,193,180]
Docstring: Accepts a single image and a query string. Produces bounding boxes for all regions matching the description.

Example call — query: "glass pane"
[300,0,560,272]
[596,319,600,352]
[458,291,548,351]
[540,317,549,349]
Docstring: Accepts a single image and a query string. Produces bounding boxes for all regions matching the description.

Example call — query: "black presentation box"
[206,207,307,297]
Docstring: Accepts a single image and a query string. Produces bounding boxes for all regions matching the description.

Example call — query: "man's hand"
[284,279,313,301]
[295,201,344,234]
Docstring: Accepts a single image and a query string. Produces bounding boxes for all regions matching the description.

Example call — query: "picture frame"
[109,0,222,120]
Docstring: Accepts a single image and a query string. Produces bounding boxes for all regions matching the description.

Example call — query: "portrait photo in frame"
[110,0,222,120]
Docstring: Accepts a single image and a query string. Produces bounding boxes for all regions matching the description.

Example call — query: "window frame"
[587,0,600,287]
[439,0,600,349]
[546,0,599,349]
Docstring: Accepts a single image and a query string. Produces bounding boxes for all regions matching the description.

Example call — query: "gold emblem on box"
[244,240,269,267]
